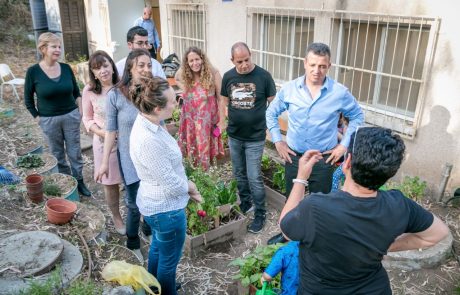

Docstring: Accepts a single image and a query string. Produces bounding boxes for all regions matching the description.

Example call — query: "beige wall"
[160,0,460,196]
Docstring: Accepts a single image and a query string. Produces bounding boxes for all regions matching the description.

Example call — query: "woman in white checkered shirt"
[128,76,202,294]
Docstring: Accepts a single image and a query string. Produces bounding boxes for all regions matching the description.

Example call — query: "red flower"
[197,210,207,218]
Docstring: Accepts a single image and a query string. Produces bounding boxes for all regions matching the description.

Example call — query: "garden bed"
[184,209,248,257]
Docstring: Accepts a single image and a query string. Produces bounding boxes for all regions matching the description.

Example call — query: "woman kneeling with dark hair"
[128,76,202,295]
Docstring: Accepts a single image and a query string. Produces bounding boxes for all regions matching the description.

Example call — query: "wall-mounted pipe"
[437,163,453,202]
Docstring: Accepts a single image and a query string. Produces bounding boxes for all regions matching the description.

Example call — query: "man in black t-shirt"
[220,42,276,234]
[279,127,449,294]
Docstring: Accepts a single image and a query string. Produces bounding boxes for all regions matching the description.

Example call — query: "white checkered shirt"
[130,114,189,216]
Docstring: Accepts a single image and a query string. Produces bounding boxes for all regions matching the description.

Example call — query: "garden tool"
[256,281,278,295]
[0,165,20,185]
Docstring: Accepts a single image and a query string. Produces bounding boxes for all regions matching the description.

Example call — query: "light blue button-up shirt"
[266,76,364,153]
[133,18,161,49]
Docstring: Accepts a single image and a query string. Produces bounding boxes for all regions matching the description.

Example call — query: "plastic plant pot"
[46,198,77,225]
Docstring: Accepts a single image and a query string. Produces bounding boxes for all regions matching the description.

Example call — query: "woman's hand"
[188,181,203,203]
[96,162,109,182]
[297,150,323,180]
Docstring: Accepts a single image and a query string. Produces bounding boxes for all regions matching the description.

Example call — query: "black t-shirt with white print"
[221,65,276,141]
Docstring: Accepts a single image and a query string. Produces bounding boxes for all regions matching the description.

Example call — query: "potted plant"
[17,153,58,176]
[183,163,247,256]
[230,243,283,293]
[165,107,180,136]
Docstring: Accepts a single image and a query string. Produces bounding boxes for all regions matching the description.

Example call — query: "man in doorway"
[219,42,276,234]
[116,26,165,79]
[266,42,364,244]
[279,127,449,294]
[133,6,161,59]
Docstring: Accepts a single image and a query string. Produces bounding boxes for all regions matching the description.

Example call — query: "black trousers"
[285,150,334,198]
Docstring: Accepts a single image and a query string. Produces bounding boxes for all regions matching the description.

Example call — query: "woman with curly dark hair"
[175,46,224,170]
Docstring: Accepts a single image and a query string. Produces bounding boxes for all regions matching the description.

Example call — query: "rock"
[383,232,453,271]
[102,286,135,295]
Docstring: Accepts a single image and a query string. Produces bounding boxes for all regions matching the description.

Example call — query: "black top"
[221,65,276,141]
[24,63,80,117]
[281,190,434,294]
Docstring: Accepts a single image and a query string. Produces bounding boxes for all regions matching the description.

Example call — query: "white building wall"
[159,0,460,196]
[107,0,145,62]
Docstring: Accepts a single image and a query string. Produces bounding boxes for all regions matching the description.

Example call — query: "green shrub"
[229,244,283,289]
[384,176,427,202]
[17,154,44,168]
[272,163,286,194]
[43,182,62,196]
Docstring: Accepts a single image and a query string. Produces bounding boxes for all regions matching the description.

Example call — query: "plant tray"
[184,211,248,257]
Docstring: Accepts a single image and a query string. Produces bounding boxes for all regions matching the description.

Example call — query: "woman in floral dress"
[175,46,224,170]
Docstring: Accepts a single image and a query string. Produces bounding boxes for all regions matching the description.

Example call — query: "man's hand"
[324,144,347,165]
[275,141,296,163]
[297,150,322,180]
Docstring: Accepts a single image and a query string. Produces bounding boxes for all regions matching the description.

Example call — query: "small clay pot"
[46,198,77,225]
[25,174,44,203]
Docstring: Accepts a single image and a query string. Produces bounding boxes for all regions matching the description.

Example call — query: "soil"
[0,44,459,295]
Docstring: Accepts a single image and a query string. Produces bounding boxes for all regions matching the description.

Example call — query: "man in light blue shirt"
[134,7,161,59]
[266,42,363,244]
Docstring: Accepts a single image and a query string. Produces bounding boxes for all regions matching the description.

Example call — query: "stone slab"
[0,231,63,277]
[80,132,92,151]
[383,232,453,271]
[0,238,83,294]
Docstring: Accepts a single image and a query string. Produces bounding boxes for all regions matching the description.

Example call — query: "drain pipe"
[437,163,453,202]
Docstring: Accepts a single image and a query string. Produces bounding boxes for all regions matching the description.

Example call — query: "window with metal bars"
[167,4,206,60]
[248,7,439,138]
[251,13,314,84]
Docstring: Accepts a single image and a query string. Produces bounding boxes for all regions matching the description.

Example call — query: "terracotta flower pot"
[46,198,77,225]
[25,174,44,203]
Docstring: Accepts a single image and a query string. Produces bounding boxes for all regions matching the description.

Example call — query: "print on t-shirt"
[230,83,256,109]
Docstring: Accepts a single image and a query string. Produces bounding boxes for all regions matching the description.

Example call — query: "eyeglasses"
[133,41,150,47]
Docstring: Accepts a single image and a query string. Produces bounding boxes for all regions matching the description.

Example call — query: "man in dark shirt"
[279,127,449,294]
[220,42,276,233]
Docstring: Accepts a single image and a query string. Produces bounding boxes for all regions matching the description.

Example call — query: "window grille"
[247,7,315,84]
[247,7,440,138]
[166,3,207,60]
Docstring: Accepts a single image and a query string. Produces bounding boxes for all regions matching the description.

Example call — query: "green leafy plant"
[17,154,44,168]
[385,176,427,202]
[261,154,272,171]
[43,181,62,196]
[216,180,237,206]
[19,267,60,295]
[172,107,181,124]
[229,244,283,289]
[272,163,286,194]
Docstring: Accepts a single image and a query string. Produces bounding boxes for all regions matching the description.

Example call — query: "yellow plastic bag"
[102,260,161,295]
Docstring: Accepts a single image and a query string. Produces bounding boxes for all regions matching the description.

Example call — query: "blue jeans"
[144,208,186,295]
[228,137,266,217]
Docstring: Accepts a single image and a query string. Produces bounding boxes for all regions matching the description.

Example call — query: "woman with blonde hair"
[128,76,202,295]
[24,32,91,196]
[175,46,224,170]
[82,50,125,234]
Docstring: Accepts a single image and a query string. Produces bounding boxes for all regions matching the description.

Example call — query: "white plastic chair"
[0,64,25,102]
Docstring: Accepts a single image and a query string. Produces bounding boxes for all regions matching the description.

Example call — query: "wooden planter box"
[184,211,248,257]
[265,185,286,211]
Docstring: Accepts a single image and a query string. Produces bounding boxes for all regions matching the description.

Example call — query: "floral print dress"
[178,81,224,170]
